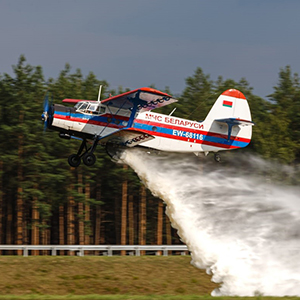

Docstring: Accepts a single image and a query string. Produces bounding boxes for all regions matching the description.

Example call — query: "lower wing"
[99,128,154,147]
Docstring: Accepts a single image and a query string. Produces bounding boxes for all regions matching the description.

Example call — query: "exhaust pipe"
[59,133,71,140]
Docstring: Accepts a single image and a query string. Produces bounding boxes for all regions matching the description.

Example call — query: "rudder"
[205,89,252,122]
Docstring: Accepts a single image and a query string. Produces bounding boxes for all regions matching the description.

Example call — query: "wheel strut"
[89,136,99,154]
[77,139,88,157]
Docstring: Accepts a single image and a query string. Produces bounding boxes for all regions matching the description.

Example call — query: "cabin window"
[99,106,106,114]
[88,104,98,112]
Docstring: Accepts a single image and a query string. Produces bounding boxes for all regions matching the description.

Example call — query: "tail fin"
[205,89,252,122]
[205,89,254,146]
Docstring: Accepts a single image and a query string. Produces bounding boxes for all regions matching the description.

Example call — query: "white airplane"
[42,87,254,167]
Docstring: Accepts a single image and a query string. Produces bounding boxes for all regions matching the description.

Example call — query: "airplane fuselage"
[50,104,251,155]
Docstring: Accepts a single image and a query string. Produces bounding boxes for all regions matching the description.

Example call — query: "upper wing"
[61,87,178,111]
[101,87,178,111]
[98,128,154,147]
[62,99,97,104]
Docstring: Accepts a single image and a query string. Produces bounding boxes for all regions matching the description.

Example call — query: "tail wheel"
[83,153,96,166]
[68,154,81,167]
[214,153,221,163]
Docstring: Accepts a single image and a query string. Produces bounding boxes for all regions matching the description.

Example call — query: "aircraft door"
[147,123,163,148]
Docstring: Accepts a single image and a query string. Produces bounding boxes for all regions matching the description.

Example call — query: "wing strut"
[127,91,142,128]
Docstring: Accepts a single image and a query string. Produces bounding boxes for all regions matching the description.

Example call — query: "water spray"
[121,149,300,296]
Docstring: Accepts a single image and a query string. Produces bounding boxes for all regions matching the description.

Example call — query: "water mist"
[121,148,300,296]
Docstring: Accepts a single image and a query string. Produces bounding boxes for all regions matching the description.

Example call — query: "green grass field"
[0,256,299,300]
[1,296,300,300]
[0,256,216,296]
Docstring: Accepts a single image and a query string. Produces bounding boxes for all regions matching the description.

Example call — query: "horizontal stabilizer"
[216,118,255,127]
[98,128,154,147]
[215,118,254,141]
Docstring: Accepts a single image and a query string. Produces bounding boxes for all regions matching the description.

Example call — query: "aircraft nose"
[41,112,47,121]
[42,93,53,131]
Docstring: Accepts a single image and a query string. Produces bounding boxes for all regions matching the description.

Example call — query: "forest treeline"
[0,55,300,254]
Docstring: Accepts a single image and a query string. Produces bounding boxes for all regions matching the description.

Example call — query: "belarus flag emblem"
[223,100,233,108]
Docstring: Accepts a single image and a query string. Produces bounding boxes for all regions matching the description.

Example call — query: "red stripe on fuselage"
[134,119,250,143]
[136,129,240,149]
[53,114,126,129]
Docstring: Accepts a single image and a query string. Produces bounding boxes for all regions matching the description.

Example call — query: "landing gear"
[68,154,81,168]
[214,153,221,163]
[68,137,98,167]
[82,153,96,166]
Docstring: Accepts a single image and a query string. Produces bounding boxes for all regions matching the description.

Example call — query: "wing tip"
[139,87,172,97]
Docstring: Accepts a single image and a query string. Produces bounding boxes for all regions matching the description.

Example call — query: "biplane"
[41,87,254,167]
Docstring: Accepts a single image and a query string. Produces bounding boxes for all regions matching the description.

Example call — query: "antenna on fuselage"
[97,85,102,102]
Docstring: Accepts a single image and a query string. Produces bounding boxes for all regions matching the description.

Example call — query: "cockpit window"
[75,102,106,115]
[77,102,88,111]
[74,102,84,109]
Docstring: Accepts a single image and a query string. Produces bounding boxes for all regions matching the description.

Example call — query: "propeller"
[41,92,53,131]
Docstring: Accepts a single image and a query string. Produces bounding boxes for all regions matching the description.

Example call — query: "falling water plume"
[120,148,300,296]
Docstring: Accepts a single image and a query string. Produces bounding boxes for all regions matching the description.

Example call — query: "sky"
[1,0,300,99]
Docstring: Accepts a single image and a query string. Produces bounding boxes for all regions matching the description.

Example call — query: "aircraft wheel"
[214,153,221,163]
[68,154,81,167]
[83,153,96,166]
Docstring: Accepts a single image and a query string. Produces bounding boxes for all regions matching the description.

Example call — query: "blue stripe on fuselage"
[54,111,128,126]
[133,122,249,148]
